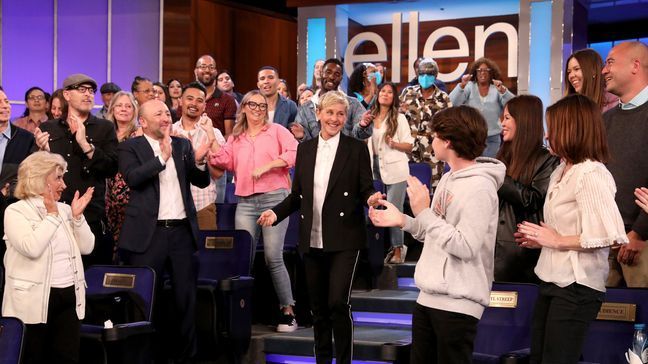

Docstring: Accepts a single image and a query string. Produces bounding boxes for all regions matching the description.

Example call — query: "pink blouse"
[209,123,297,197]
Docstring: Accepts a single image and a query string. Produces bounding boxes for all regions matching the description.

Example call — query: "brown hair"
[564,49,608,110]
[546,94,609,164]
[468,57,502,83]
[370,82,400,142]
[432,106,487,160]
[496,95,545,185]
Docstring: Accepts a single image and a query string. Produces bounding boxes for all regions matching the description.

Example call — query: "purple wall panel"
[111,0,160,91]
[57,0,108,106]
[2,0,54,119]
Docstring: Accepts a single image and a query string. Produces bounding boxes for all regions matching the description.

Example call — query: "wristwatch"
[84,143,95,155]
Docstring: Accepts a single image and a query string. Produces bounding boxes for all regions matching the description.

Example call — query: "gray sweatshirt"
[404,157,506,319]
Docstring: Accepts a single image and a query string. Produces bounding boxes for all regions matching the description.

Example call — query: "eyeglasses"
[137,88,155,94]
[246,101,268,111]
[476,68,492,74]
[28,95,45,101]
[69,85,96,94]
[196,64,217,71]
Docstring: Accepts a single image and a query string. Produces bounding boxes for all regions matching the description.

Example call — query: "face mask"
[374,72,383,85]
[418,74,436,89]
[354,92,365,102]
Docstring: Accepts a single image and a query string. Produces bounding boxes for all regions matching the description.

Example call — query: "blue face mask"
[354,92,365,102]
[374,71,383,85]
[418,74,436,89]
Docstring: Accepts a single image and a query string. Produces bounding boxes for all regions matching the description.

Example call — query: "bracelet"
[84,143,95,155]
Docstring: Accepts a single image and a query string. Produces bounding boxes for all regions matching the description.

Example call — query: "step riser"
[266,354,393,363]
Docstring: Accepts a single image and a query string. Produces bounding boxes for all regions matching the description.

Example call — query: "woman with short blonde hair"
[4,151,94,364]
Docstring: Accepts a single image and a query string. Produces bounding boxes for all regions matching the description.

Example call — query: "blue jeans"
[373,156,407,248]
[482,134,501,158]
[235,189,295,307]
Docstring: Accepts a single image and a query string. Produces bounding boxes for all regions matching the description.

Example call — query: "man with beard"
[34,74,118,266]
[194,55,237,138]
[291,58,371,142]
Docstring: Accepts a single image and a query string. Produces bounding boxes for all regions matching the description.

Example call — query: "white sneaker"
[277,313,298,333]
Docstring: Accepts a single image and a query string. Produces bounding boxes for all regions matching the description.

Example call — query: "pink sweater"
[209,123,297,197]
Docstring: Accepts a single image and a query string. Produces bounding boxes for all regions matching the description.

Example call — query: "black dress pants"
[303,248,360,364]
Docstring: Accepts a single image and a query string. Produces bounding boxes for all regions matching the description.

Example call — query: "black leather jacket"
[495,148,559,283]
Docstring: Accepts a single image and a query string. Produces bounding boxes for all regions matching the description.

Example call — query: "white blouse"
[367,113,414,184]
[535,160,628,292]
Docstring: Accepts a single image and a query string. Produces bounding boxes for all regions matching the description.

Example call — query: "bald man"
[118,100,210,361]
[602,41,648,287]
[193,55,237,137]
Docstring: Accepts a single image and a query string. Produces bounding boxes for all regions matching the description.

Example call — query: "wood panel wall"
[163,0,298,97]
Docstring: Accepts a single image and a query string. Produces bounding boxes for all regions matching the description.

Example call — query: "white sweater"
[2,197,94,324]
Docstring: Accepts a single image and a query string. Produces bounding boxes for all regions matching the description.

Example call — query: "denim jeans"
[482,134,501,158]
[373,155,407,247]
[235,188,295,307]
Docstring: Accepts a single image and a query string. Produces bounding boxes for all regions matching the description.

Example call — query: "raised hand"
[406,176,430,216]
[34,128,51,151]
[160,127,172,161]
[290,122,305,140]
[257,210,277,227]
[42,183,59,214]
[71,187,94,219]
[369,200,405,228]
[359,110,374,128]
[460,74,472,88]
[493,79,507,93]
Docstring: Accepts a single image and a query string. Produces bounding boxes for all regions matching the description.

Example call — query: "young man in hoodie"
[369,105,505,363]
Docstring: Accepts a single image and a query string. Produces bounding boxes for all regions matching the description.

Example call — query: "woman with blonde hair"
[209,90,299,332]
[3,151,94,364]
[104,91,139,254]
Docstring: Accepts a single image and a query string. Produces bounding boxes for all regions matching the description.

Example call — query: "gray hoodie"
[404,157,506,319]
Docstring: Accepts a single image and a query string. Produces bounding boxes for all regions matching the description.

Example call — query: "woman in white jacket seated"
[3,151,94,364]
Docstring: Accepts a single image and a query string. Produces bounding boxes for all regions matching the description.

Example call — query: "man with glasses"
[194,55,237,138]
[257,66,297,129]
[131,76,156,106]
[35,73,119,266]
[400,58,452,190]
[291,58,371,142]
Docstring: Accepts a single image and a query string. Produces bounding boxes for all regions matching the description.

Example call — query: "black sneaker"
[277,313,298,333]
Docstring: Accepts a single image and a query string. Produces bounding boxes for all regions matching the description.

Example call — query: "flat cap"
[62,73,97,90]
[100,82,121,94]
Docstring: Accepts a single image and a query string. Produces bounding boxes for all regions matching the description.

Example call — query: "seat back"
[196,229,254,280]
[84,265,156,321]
[581,287,648,364]
[0,317,25,364]
[216,203,237,230]
[224,183,238,204]
[474,282,539,355]
[409,163,432,189]
[283,212,301,251]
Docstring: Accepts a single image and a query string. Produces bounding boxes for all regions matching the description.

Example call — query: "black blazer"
[272,133,375,253]
[117,135,210,253]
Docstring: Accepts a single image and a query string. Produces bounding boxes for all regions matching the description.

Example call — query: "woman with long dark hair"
[495,95,558,282]
[367,83,413,263]
[516,94,628,363]
[564,48,617,112]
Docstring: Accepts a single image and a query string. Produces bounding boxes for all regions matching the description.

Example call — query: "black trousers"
[303,248,360,364]
[410,303,479,364]
[530,282,604,364]
[125,223,197,362]
[23,286,81,364]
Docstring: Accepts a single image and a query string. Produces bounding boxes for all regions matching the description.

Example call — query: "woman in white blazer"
[3,151,94,364]
[365,82,414,263]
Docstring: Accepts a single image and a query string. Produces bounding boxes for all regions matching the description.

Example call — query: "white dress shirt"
[144,134,187,220]
[535,160,628,292]
[310,132,340,248]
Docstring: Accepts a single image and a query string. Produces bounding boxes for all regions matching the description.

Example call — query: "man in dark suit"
[118,100,210,363]
[259,91,381,364]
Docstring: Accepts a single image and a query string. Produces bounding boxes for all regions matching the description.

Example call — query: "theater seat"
[195,229,254,362]
[0,316,25,364]
[473,282,539,363]
[80,265,156,364]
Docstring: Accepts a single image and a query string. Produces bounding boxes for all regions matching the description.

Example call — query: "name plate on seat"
[596,302,636,322]
[103,273,136,289]
[205,236,234,249]
[489,291,518,308]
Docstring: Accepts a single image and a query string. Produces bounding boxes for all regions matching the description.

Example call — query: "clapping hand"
[369,199,405,228]
[290,122,305,140]
[71,187,94,219]
[406,176,430,217]
[34,128,51,151]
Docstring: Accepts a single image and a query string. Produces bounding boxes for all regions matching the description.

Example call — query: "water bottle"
[633,323,648,363]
